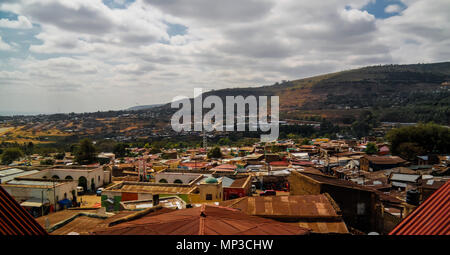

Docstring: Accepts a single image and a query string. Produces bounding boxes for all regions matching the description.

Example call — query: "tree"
[301,138,311,145]
[207,147,222,159]
[24,142,34,155]
[365,142,378,155]
[218,137,231,146]
[54,152,65,160]
[74,139,97,165]
[396,142,426,161]
[40,159,55,165]
[1,148,24,165]
[113,143,128,158]
[386,123,450,160]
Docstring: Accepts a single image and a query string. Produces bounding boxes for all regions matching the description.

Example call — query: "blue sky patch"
[166,23,188,37]
[0,10,19,20]
[361,0,407,19]
[102,0,136,9]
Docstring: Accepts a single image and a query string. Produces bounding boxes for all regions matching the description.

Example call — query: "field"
[0,126,71,144]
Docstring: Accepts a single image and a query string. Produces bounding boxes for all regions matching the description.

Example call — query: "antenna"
[203,128,207,152]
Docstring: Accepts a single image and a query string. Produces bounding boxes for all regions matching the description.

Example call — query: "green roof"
[204,177,218,184]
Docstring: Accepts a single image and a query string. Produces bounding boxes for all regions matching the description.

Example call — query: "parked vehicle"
[96,188,104,196]
[259,190,276,196]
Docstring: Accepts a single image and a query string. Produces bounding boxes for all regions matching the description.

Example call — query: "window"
[206,194,212,200]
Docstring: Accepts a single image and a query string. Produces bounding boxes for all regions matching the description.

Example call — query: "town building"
[93,204,310,235]
[219,194,349,234]
[360,155,408,171]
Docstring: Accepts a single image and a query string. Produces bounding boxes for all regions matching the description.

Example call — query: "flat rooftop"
[105,182,198,195]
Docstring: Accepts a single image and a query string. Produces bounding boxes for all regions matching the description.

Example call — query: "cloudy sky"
[0,0,449,114]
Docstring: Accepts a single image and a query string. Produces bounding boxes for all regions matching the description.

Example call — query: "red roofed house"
[93,204,310,235]
[210,164,237,173]
[389,180,450,235]
[179,161,210,170]
[0,186,47,235]
[270,161,289,167]
[222,175,252,200]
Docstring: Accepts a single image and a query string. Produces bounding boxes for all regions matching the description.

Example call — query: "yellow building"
[190,177,223,203]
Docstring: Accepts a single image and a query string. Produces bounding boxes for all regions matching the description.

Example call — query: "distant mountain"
[151,62,450,125]
[127,104,164,111]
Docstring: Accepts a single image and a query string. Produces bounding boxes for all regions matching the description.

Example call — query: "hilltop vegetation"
[196,62,450,125]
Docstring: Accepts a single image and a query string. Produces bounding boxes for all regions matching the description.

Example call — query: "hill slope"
[151,62,450,125]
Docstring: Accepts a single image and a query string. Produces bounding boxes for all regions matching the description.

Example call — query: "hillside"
[127,104,164,111]
[151,62,450,125]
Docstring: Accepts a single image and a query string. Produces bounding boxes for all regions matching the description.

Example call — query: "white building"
[24,166,111,192]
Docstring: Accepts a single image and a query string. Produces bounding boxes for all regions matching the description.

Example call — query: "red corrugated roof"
[93,204,310,235]
[389,180,450,235]
[0,186,47,235]
[270,161,289,166]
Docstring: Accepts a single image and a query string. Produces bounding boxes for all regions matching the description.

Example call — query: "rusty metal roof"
[389,180,450,235]
[296,221,349,234]
[36,208,173,235]
[121,184,197,194]
[0,185,47,235]
[363,155,407,165]
[107,182,198,195]
[219,195,349,234]
[229,176,252,188]
[219,195,340,218]
[93,204,310,235]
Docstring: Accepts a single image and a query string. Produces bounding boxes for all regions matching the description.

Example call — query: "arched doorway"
[65,176,73,180]
[78,176,87,191]
[174,179,183,184]
[159,179,168,183]
[51,175,60,179]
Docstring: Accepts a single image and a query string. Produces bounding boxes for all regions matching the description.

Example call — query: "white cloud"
[385,4,402,13]
[0,0,449,113]
[0,15,33,29]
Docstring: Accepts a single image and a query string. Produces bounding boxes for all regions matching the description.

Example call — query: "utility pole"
[203,129,207,152]
[53,180,56,212]
[41,189,44,216]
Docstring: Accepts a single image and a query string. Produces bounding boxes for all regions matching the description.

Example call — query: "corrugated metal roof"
[389,180,450,235]
[0,168,24,177]
[220,195,339,218]
[0,170,39,183]
[364,155,407,165]
[0,185,47,235]
[116,184,197,194]
[93,204,310,235]
[390,173,420,183]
